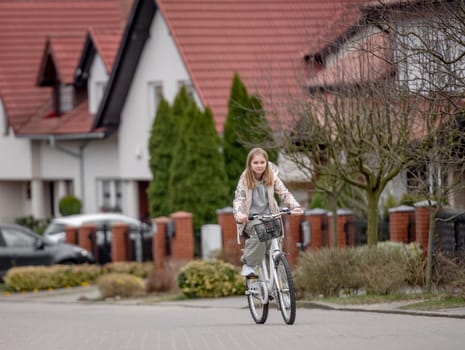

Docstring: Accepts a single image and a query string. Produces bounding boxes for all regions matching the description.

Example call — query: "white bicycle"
[245,208,296,325]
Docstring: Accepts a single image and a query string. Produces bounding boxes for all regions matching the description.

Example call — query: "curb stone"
[2,286,465,319]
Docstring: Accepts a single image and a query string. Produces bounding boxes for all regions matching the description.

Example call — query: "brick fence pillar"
[170,211,194,261]
[389,205,415,243]
[328,210,354,247]
[111,223,130,262]
[65,226,78,245]
[78,224,97,257]
[283,215,304,268]
[415,200,435,251]
[217,207,242,263]
[153,217,170,269]
[305,208,327,250]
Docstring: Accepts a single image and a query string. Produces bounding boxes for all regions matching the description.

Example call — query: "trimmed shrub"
[3,262,153,292]
[294,248,363,298]
[294,242,425,298]
[59,195,81,216]
[177,259,245,298]
[433,252,465,299]
[4,264,100,292]
[355,244,408,295]
[146,268,176,293]
[15,215,50,235]
[97,273,146,299]
[101,262,153,279]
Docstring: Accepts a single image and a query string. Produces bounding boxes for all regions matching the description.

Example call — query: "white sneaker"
[241,264,257,277]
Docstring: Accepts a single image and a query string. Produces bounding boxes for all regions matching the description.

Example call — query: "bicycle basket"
[253,218,283,242]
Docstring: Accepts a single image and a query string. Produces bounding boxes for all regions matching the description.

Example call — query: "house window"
[60,84,75,113]
[100,179,122,212]
[177,80,195,98]
[147,81,164,118]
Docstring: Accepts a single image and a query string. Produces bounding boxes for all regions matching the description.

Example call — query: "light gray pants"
[241,219,271,266]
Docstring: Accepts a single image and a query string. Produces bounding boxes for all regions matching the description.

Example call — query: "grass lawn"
[318,292,465,311]
[400,295,465,311]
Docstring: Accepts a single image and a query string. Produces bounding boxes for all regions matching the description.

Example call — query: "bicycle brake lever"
[281,208,291,214]
[248,213,258,220]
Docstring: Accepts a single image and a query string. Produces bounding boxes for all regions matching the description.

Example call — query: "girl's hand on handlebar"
[291,207,303,216]
[236,213,248,223]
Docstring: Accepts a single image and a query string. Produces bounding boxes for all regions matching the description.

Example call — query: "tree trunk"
[366,191,381,246]
[425,208,436,292]
[330,196,338,247]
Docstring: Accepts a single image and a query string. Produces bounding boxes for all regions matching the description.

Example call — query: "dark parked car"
[0,223,94,280]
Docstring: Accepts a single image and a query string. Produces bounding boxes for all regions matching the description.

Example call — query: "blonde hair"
[244,148,274,189]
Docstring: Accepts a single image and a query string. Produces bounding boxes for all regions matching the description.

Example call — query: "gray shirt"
[250,181,270,215]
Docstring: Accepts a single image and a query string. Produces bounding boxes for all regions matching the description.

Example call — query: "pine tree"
[223,73,277,199]
[165,86,194,214]
[169,102,228,231]
[147,98,174,218]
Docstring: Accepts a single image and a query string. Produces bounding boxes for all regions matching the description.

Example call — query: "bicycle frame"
[245,209,296,325]
[256,237,282,304]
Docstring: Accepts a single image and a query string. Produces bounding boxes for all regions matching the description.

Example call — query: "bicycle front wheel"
[246,277,269,324]
[275,255,296,325]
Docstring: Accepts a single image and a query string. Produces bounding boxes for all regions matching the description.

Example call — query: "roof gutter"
[16,131,106,141]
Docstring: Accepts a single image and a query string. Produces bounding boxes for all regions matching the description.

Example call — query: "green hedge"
[4,264,101,291]
[177,259,245,298]
[97,273,146,298]
[294,242,425,297]
[3,262,153,292]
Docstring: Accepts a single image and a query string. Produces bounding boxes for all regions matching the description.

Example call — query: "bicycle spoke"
[275,255,296,325]
[246,278,269,324]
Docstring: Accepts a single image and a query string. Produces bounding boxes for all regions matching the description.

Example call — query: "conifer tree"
[169,102,228,231]
[165,86,194,214]
[223,73,277,199]
[147,98,174,218]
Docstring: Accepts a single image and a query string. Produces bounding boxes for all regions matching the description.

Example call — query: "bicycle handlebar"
[248,208,291,220]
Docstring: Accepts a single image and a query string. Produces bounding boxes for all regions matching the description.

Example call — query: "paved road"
[1,299,464,350]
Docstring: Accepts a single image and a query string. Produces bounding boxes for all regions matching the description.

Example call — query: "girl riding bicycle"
[233,147,303,277]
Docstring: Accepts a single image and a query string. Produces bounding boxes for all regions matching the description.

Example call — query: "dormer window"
[59,84,75,114]
[50,83,75,117]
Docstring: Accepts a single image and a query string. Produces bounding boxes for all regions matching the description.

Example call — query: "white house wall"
[0,182,30,222]
[88,54,109,115]
[118,10,201,180]
[83,136,119,213]
[0,98,34,221]
[0,115,32,180]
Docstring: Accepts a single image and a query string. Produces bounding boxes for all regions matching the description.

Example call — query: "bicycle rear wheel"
[275,255,296,325]
[246,277,269,324]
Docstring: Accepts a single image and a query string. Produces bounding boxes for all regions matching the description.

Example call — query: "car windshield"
[44,222,67,236]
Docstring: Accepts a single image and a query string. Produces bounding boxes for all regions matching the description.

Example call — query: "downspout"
[48,136,91,210]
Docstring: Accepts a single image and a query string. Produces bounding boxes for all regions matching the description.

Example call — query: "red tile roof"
[0,0,126,134]
[157,0,370,132]
[38,34,87,84]
[306,31,395,88]
[89,29,123,72]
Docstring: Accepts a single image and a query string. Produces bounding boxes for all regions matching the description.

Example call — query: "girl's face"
[250,154,267,179]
